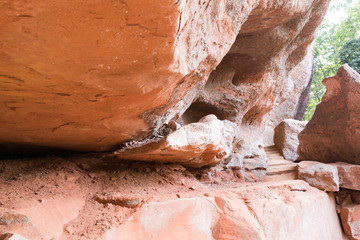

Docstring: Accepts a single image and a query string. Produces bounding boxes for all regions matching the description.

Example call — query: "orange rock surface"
[0,0,329,153]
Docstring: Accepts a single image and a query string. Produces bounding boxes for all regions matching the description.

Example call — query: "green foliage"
[304,0,360,120]
[339,38,360,72]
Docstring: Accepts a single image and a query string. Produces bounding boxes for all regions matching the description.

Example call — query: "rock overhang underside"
[0,0,330,161]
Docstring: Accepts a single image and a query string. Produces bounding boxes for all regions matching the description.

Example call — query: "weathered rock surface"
[190,2,326,127]
[331,162,360,191]
[297,161,339,192]
[103,181,343,240]
[274,119,307,161]
[0,0,329,153]
[341,204,360,240]
[298,65,360,164]
[15,197,85,239]
[0,153,345,240]
[263,50,313,145]
[224,125,268,181]
[104,197,220,240]
[115,115,235,167]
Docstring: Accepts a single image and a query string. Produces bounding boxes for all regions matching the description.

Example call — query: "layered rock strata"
[0,0,329,154]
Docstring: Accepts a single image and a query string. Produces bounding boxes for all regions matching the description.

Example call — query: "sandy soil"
[0,153,252,239]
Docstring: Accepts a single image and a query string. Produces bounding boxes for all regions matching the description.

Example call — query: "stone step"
[266,164,297,176]
[264,145,297,181]
[268,160,296,167]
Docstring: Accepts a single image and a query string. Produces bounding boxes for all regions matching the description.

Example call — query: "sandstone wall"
[0,0,329,153]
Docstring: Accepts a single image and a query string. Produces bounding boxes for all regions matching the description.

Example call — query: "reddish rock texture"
[263,52,313,145]
[0,0,329,153]
[105,182,342,240]
[331,162,360,191]
[341,204,360,240]
[298,65,360,164]
[0,155,343,240]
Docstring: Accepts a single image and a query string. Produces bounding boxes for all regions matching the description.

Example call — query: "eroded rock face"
[298,65,360,164]
[263,50,313,145]
[187,3,324,127]
[0,0,329,153]
[114,115,235,167]
[274,119,307,161]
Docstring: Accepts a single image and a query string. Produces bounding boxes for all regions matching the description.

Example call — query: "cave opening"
[177,101,232,125]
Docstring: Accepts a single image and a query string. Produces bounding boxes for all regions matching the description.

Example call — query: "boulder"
[274,119,307,161]
[297,161,339,192]
[0,0,330,153]
[341,204,360,240]
[298,65,360,164]
[331,162,360,191]
[115,115,235,167]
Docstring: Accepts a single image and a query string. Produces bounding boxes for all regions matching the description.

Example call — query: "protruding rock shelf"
[0,0,329,154]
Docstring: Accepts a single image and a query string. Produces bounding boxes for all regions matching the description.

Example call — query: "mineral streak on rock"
[0,0,330,154]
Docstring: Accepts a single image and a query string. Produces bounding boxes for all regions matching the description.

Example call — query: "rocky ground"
[0,148,347,240]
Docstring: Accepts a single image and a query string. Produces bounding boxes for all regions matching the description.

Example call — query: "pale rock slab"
[16,197,85,240]
[297,161,339,192]
[274,119,307,161]
[103,197,220,240]
[103,180,343,240]
[224,125,268,181]
[115,115,235,167]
